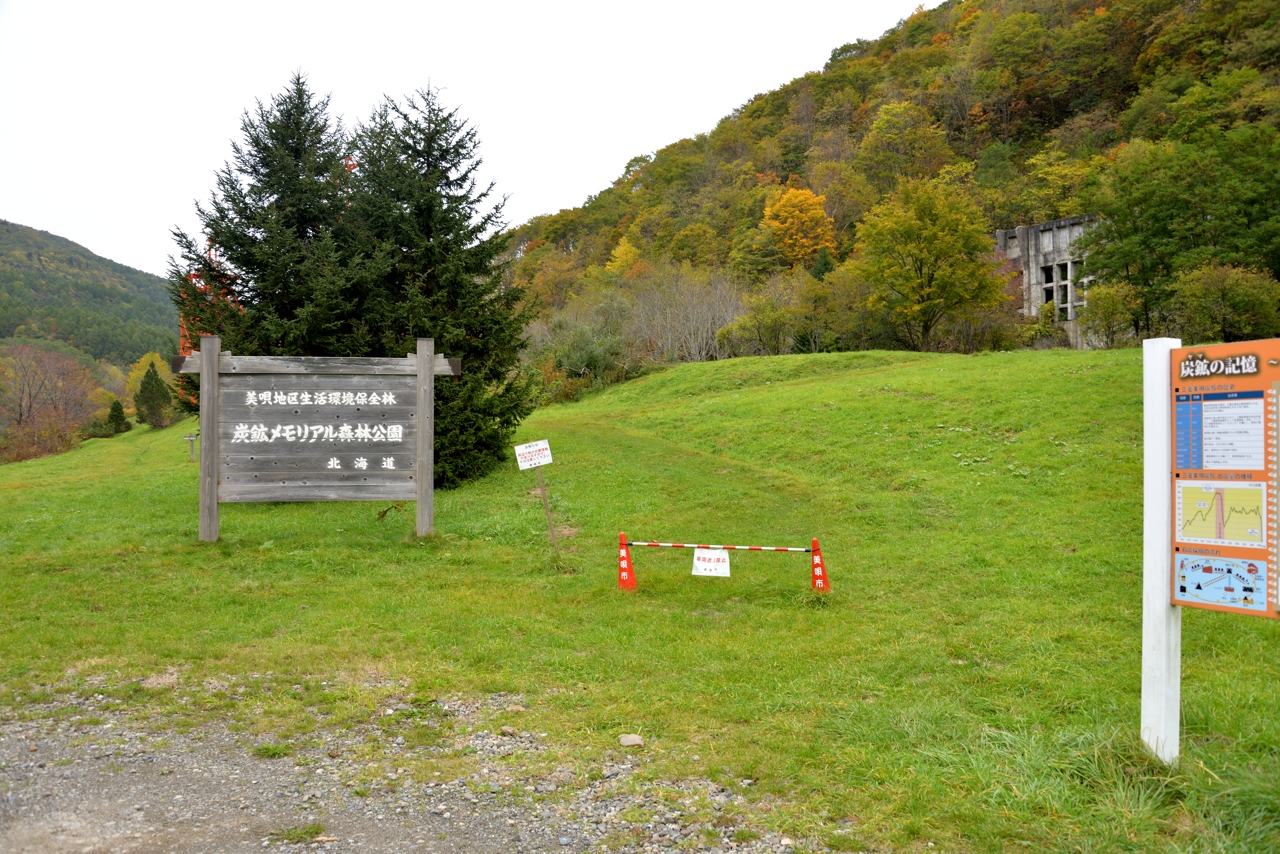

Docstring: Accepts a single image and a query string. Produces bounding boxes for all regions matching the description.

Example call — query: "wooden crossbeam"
[172,352,461,376]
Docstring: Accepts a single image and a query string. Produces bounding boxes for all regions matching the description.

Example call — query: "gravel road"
[0,694,810,854]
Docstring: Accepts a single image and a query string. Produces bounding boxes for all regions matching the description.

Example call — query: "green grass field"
[3,348,1279,852]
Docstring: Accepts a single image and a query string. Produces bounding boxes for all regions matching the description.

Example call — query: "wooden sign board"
[175,335,459,541]
[1168,339,1279,618]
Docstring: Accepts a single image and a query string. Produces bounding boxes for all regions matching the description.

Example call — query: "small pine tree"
[809,247,835,281]
[107,399,131,433]
[134,363,172,427]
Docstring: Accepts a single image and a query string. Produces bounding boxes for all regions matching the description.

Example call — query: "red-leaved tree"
[0,346,100,461]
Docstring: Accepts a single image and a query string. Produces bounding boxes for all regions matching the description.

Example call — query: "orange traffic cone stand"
[811,538,830,591]
[618,532,636,590]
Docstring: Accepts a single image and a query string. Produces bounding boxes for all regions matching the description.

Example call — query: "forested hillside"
[0,220,177,364]
[506,0,1279,377]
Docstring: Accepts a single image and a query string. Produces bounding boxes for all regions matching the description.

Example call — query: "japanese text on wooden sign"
[1169,340,1279,618]
[218,376,415,494]
[514,439,553,471]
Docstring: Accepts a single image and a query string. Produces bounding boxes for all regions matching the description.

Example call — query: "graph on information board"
[1176,481,1266,548]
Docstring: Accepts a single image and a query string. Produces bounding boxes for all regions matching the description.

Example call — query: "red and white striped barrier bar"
[618,532,830,593]
[625,541,811,552]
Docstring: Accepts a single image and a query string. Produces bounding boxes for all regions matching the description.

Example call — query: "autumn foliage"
[503,0,1280,358]
[761,189,836,268]
[0,345,102,461]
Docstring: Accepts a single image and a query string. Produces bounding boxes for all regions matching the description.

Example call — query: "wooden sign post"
[175,335,460,541]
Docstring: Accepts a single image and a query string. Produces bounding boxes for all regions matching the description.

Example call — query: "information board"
[514,439,553,470]
[219,376,417,501]
[1169,341,1280,617]
[692,548,731,577]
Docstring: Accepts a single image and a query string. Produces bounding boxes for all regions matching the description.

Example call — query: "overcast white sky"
[0,1,928,277]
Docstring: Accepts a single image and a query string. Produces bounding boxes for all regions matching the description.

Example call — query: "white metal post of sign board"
[1143,337,1182,764]
[513,439,558,554]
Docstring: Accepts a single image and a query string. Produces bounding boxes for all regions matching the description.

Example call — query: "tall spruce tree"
[347,91,534,487]
[169,72,356,357]
[168,76,534,486]
[134,362,172,427]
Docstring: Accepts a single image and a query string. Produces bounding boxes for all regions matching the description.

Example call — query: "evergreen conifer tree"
[346,91,535,487]
[167,76,535,486]
[134,363,172,427]
[107,399,130,433]
[169,72,355,358]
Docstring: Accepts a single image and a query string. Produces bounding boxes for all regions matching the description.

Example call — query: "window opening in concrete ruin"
[993,216,1095,348]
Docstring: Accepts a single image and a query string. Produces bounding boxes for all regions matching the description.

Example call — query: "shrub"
[84,400,133,439]
[1170,264,1280,345]
[1079,283,1139,349]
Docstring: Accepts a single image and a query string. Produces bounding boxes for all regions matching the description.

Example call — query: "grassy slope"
[2,349,1278,851]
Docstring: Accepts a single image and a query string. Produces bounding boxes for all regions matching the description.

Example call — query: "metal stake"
[184,433,196,462]
[536,467,559,555]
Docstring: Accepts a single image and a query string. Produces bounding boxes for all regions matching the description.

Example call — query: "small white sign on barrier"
[692,548,731,577]
[514,439,553,471]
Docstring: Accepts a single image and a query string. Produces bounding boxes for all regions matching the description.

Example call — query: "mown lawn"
[2,348,1278,852]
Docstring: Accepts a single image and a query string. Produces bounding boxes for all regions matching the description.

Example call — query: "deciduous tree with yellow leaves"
[853,177,1008,351]
[761,188,837,269]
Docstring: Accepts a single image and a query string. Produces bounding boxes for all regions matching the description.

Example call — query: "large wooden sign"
[175,335,459,541]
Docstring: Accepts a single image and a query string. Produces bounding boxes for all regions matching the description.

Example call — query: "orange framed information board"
[1170,340,1280,618]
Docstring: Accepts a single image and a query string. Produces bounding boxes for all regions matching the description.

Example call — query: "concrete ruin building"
[994,214,1095,348]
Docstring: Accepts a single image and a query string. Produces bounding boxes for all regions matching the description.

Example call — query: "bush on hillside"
[1079,283,1139,349]
[85,399,133,439]
[107,399,131,433]
[1170,264,1280,345]
[523,312,645,404]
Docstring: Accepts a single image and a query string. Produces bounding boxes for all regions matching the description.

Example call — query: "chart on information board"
[1169,342,1280,617]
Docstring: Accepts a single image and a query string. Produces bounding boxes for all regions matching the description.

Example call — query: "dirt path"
[0,702,802,854]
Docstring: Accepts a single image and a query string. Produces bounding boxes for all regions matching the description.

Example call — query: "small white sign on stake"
[514,439,553,471]
[692,548,731,577]
[514,439,558,555]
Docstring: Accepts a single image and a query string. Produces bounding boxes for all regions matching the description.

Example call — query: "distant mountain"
[0,220,177,365]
